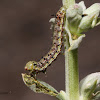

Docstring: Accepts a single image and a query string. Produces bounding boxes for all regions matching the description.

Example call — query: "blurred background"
[0,0,100,100]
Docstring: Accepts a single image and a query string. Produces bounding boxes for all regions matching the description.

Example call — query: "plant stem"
[64,37,79,100]
[62,0,75,8]
[63,0,79,99]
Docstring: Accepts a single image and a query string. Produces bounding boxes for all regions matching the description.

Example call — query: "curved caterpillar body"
[25,6,66,75]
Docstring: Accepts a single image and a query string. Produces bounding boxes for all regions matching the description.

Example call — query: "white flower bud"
[78,3,100,33]
[66,3,83,35]
[65,2,100,51]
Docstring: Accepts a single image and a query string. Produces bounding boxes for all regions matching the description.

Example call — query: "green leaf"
[96,17,100,26]
[80,79,97,100]
[92,92,100,100]
[80,72,100,100]
[22,73,58,96]
[56,90,67,100]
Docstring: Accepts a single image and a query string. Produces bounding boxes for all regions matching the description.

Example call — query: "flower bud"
[78,3,100,33]
[65,2,100,51]
[66,3,83,36]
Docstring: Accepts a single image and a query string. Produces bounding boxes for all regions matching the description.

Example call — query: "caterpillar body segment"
[25,6,66,74]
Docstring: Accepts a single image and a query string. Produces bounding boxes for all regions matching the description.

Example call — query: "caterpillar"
[25,6,66,75]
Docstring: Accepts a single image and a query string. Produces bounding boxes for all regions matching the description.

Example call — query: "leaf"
[96,17,100,26]
[56,90,67,100]
[22,73,58,96]
[80,72,100,100]
[67,34,85,51]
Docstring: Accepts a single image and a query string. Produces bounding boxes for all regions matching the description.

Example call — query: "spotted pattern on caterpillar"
[25,6,66,75]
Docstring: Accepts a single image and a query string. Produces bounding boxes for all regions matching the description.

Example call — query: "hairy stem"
[64,37,79,100]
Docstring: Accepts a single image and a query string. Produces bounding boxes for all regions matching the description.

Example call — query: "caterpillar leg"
[29,71,37,79]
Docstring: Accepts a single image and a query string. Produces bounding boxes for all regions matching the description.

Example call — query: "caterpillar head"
[25,61,37,71]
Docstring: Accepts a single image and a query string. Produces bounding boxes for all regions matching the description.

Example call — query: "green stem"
[62,0,75,8]
[64,37,79,100]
